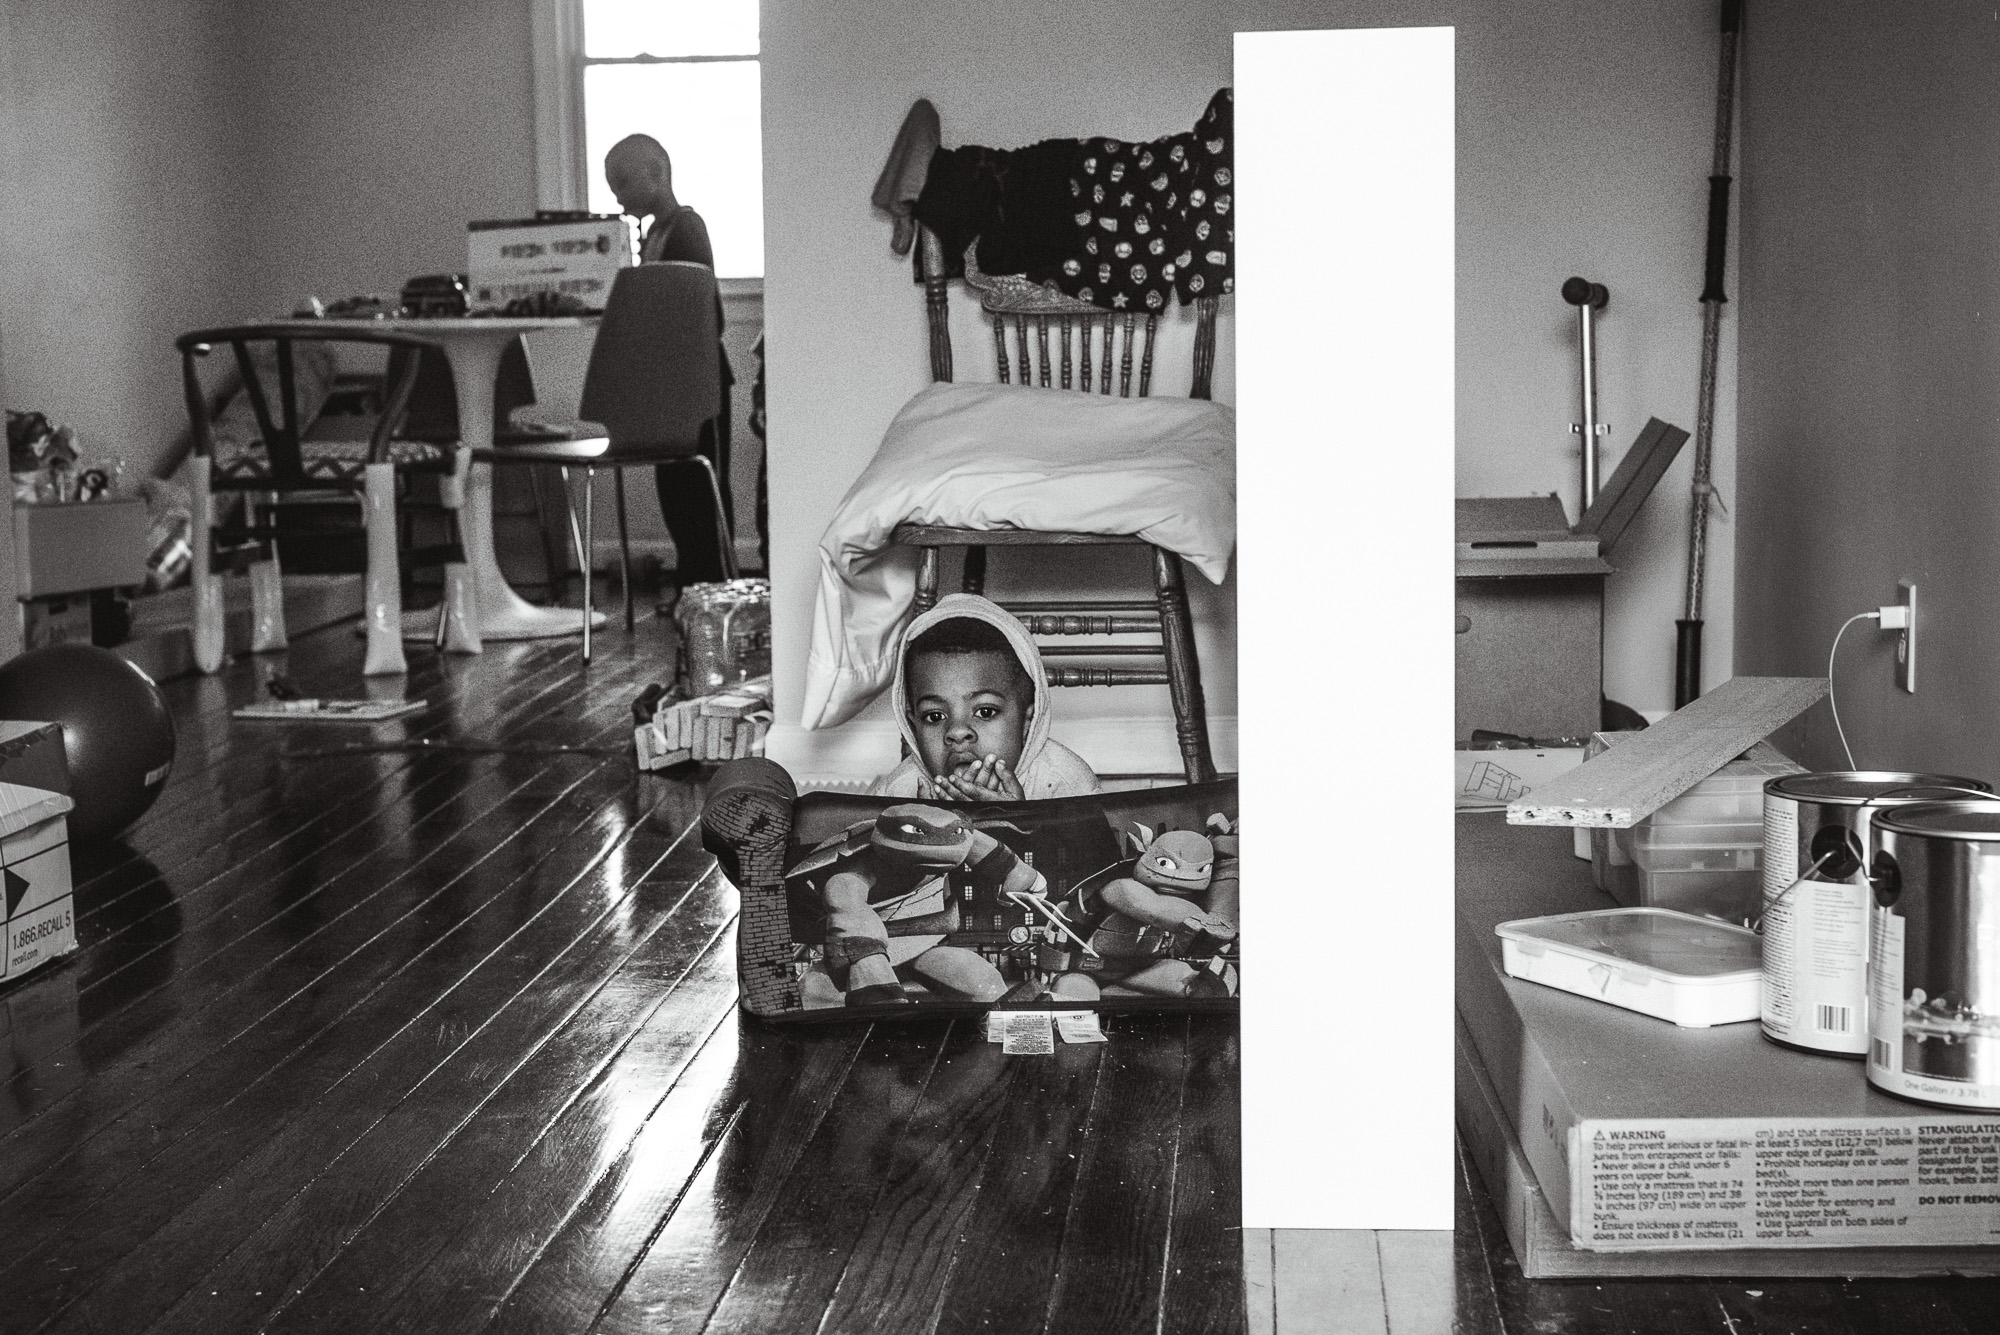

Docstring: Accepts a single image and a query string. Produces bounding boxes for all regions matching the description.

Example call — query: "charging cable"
[1826,604,1911,769]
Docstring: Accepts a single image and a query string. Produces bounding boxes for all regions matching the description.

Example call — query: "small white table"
[273,315,606,643]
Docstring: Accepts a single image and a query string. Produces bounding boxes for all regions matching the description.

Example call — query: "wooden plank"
[1373,1231,1454,1335]
[809,1022,1024,1335]
[1507,675,1826,827]
[1041,1014,1190,1335]
[689,1022,954,1335]
[1241,1230,1275,1335]
[587,1024,878,1335]
[929,1040,1109,1335]
[1270,1231,1384,1335]
[1158,1014,1245,1335]
[124,806,715,1335]
[0,754,639,1324]
[0,656,647,1157]
[487,1021,866,1335]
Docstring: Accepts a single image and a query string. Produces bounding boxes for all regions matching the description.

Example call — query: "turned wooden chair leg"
[961,545,987,596]
[914,546,942,615]
[1152,545,1216,784]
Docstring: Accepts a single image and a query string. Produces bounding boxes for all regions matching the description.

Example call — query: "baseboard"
[116,573,363,683]
[587,535,763,574]
[766,713,1239,791]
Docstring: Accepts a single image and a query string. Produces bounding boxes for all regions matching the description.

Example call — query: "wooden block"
[699,692,765,719]
[1506,676,1826,828]
[731,720,752,760]
[751,716,770,757]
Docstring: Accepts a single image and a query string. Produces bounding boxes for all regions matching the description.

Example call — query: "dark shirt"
[643,205,732,385]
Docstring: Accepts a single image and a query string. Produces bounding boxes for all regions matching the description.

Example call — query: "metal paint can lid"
[1874,798,2000,841]
[1764,771,1990,806]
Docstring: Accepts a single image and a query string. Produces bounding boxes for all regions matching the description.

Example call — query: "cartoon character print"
[1039,814,1240,1001]
[796,804,1048,1009]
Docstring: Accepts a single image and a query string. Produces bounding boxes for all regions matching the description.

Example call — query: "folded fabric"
[803,381,1235,731]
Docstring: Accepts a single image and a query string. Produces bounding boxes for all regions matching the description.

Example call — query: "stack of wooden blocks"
[635,676,772,770]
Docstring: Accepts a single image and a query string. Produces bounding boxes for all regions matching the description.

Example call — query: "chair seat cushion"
[212,431,450,486]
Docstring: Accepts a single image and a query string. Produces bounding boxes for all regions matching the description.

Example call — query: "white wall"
[0,0,250,482]
[1736,1,2000,776]
[761,0,1739,783]
[1334,0,1738,718]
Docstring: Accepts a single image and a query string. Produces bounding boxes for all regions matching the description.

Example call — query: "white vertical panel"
[1237,26,1455,1230]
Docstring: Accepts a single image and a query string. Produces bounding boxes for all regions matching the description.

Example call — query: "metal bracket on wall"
[1896,580,1917,694]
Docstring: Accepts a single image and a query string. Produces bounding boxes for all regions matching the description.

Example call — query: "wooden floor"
[12,607,1997,1334]
[0,607,1243,1335]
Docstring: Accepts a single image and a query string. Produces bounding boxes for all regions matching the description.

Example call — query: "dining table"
[269,313,607,651]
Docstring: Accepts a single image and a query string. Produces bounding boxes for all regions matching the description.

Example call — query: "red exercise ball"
[0,644,175,841]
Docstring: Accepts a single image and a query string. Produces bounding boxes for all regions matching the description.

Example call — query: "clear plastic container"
[1495,907,1762,1027]
[673,578,772,695]
[1594,753,1803,921]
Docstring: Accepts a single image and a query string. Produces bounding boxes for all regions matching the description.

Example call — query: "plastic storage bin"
[1591,751,1803,922]
[1495,907,1762,1027]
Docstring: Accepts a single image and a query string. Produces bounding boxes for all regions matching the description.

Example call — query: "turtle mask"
[871,804,976,868]
[1128,826,1215,894]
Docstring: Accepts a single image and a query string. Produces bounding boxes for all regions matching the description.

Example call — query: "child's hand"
[935,753,1024,802]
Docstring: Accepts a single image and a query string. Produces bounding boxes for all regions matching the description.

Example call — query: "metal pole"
[1563,277,1611,511]
[1677,0,1743,708]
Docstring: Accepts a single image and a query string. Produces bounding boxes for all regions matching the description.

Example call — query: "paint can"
[1866,800,2000,1110]
[1761,772,1989,1057]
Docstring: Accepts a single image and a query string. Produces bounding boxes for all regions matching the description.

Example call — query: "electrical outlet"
[1897,580,1916,694]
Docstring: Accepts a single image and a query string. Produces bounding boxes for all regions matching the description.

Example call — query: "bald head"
[605,134,676,220]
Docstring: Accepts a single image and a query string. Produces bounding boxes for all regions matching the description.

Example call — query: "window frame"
[530,0,764,288]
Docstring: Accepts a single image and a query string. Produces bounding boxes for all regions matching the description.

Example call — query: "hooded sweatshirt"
[869,593,1101,800]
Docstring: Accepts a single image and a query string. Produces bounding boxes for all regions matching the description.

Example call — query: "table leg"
[398,332,604,643]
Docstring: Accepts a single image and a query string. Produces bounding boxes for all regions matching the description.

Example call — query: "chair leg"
[1151,546,1215,784]
[686,453,740,581]
[248,543,288,653]
[435,461,480,655]
[581,466,595,664]
[557,465,589,598]
[361,461,408,676]
[184,456,225,674]
[914,546,941,615]
[527,463,565,601]
[614,468,634,631]
[961,546,987,595]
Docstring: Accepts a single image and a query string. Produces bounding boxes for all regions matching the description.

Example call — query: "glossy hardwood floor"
[0,608,1242,1335]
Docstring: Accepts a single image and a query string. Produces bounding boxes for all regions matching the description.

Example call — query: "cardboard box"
[1457,812,2000,1258]
[1455,1015,2000,1278]
[466,215,633,313]
[1453,746,1584,811]
[13,498,149,598]
[0,721,74,985]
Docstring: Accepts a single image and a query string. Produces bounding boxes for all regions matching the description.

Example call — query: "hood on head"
[891,593,1052,777]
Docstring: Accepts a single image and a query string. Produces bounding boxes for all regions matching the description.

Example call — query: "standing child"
[870,593,1100,800]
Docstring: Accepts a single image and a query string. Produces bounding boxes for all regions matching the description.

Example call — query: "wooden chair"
[892,228,1225,784]
[175,325,463,676]
[473,262,734,661]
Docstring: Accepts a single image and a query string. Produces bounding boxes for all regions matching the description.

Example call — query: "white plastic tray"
[1494,907,1761,1028]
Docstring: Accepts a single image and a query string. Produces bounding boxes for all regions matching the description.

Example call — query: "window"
[534,0,763,280]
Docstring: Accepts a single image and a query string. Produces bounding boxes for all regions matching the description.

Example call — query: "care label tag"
[1000,1011,1055,1055]
[1055,1010,1107,1044]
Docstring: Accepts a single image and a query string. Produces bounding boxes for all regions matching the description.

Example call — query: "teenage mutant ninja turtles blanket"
[702,761,1238,1022]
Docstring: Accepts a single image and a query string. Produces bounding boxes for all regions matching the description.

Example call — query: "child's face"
[905,650,1030,780]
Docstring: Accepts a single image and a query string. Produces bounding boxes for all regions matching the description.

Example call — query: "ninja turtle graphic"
[788,804,1049,1008]
[1039,814,1240,1001]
